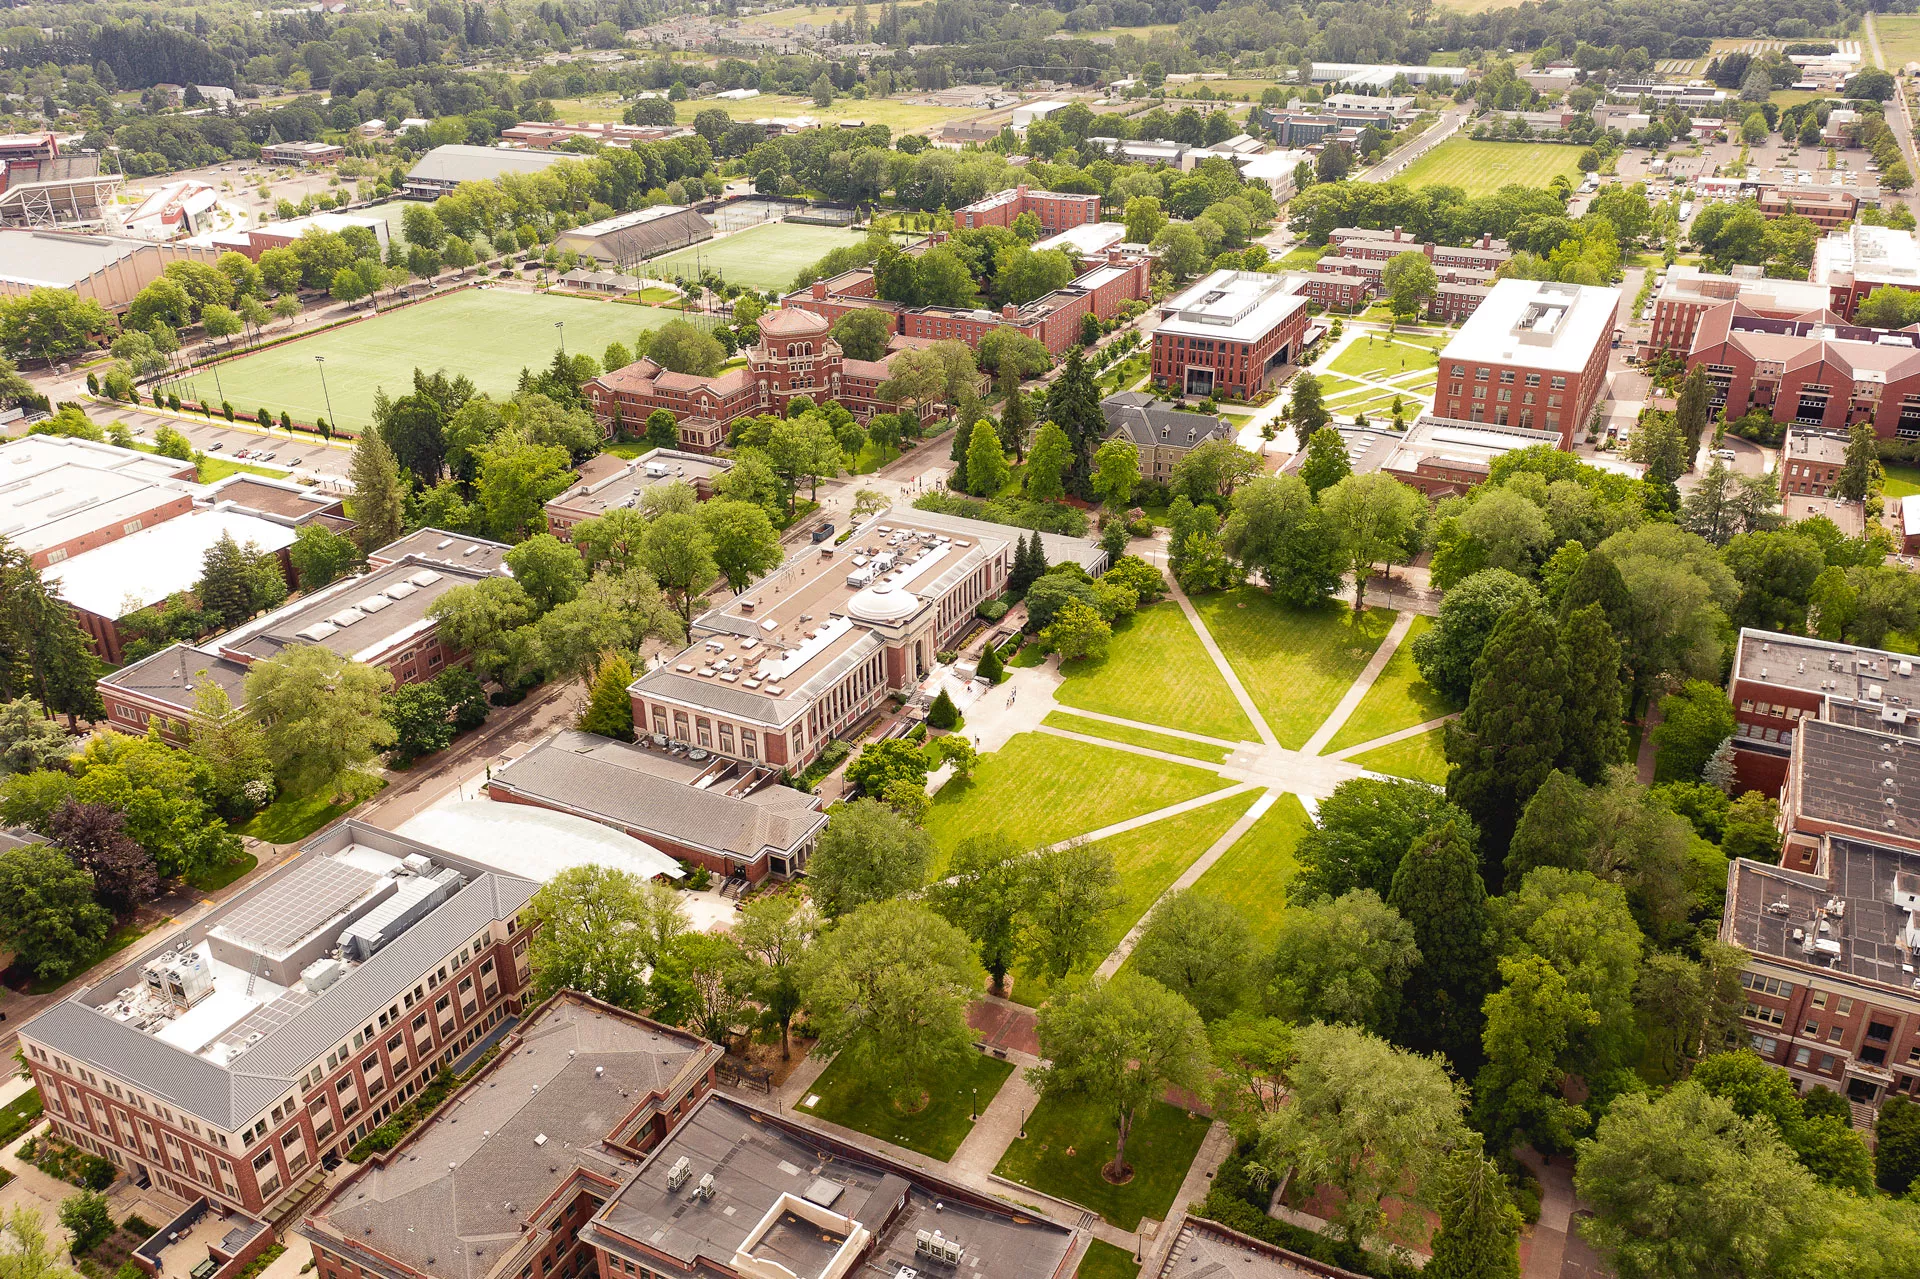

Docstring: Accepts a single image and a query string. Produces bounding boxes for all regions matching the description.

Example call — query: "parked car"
[208,441,223,450]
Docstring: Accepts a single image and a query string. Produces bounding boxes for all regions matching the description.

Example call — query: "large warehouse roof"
[405,144,567,186]
[45,508,298,618]
[556,204,713,264]
[0,230,163,288]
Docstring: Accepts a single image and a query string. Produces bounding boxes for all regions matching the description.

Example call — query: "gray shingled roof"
[99,643,250,714]
[1100,391,1236,450]
[488,732,825,864]
[631,668,794,726]
[309,997,718,1279]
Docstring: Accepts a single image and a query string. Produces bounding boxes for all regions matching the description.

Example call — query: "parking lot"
[93,407,353,488]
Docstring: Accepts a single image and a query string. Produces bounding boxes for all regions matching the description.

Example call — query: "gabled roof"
[1100,391,1235,449]
[488,731,825,862]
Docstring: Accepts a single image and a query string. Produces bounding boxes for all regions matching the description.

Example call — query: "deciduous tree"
[1130,890,1256,1021]
[1256,1022,1471,1249]
[1031,974,1211,1179]
[930,833,1029,996]
[243,646,395,798]
[1022,838,1123,981]
[801,899,984,1104]
[528,865,671,1009]
[1266,889,1419,1033]
[806,799,933,918]
[0,844,111,983]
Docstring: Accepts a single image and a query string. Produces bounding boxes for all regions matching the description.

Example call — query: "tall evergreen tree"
[1674,365,1711,465]
[196,532,256,629]
[1426,1149,1523,1279]
[1044,348,1103,499]
[997,374,1032,461]
[349,429,406,555]
[1558,603,1628,784]
[1445,605,1567,872]
[1833,420,1878,502]
[1556,548,1632,643]
[1388,819,1494,1070]
[1009,532,1043,592]
[578,651,636,741]
[0,545,102,725]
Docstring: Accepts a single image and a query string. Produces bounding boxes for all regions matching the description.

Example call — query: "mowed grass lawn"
[647,220,874,292]
[178,291,682,426]
[1323,615,1458,753]
[1006,790,1259,1007]
[1354,725,1450,784]
[1884,464,1920,499]
[1878,16,1920,68]
[994,1091,1211,1229]
[1053,601,1254,741]
[1396,138,1584,198]
[1190,792,1310,941]
[1042,711,1231,764]
[1328,334,1442,381]
[672,94,970,134]
[922,733,1230,875]
[1189,591,1397,749]
[1076,1241,1140,1279]
[800,1047,1013,1161]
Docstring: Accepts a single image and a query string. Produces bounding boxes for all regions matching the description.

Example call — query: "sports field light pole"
[315,355,337,434]
[555,321,565,355]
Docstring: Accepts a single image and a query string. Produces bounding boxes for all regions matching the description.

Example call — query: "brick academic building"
[584,309,942,451]
[784,249,1152,358]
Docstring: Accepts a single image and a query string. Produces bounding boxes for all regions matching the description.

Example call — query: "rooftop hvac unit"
[694,1173,715,1202]
[667,1157,691,1191]
[402,853,434,875]
[915,1232,963,1264]
[144,948,215,1010]
[301,957,346,993]
[645,462,669,478]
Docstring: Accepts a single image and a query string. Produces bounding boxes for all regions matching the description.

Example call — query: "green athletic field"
[176,290,688,430]
[1395,138,1586,198]
[644,220,874,293]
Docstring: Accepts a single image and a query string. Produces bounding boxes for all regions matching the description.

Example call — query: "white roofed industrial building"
[44,508,297,621]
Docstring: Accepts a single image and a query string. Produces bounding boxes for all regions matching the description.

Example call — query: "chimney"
[1003,303,1018,320]
[811,281,827,299]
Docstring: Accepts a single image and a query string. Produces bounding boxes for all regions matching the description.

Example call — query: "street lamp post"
[315,355,337,433]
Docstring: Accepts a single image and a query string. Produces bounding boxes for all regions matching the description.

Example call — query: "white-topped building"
[1813,223,1920,320]
[1151,269,1312,398]
[1435,278,1621,446]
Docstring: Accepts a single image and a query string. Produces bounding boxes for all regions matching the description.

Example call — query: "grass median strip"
[1042,711,1233,764]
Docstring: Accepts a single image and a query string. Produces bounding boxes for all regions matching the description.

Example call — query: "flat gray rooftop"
[590,1095,1078,1279]
[1735,629,1920,702]
[1796,716,1920,840]
[1728,836,1920,992]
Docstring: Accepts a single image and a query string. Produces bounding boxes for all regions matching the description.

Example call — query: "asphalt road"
[1361,108,1469,183]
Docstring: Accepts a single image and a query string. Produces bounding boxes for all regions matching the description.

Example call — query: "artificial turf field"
[178,290,686,428]
[645,220,874,292]
[1395,138,1586,198]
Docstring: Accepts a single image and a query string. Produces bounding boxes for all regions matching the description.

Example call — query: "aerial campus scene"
[10,0,1920,1277]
